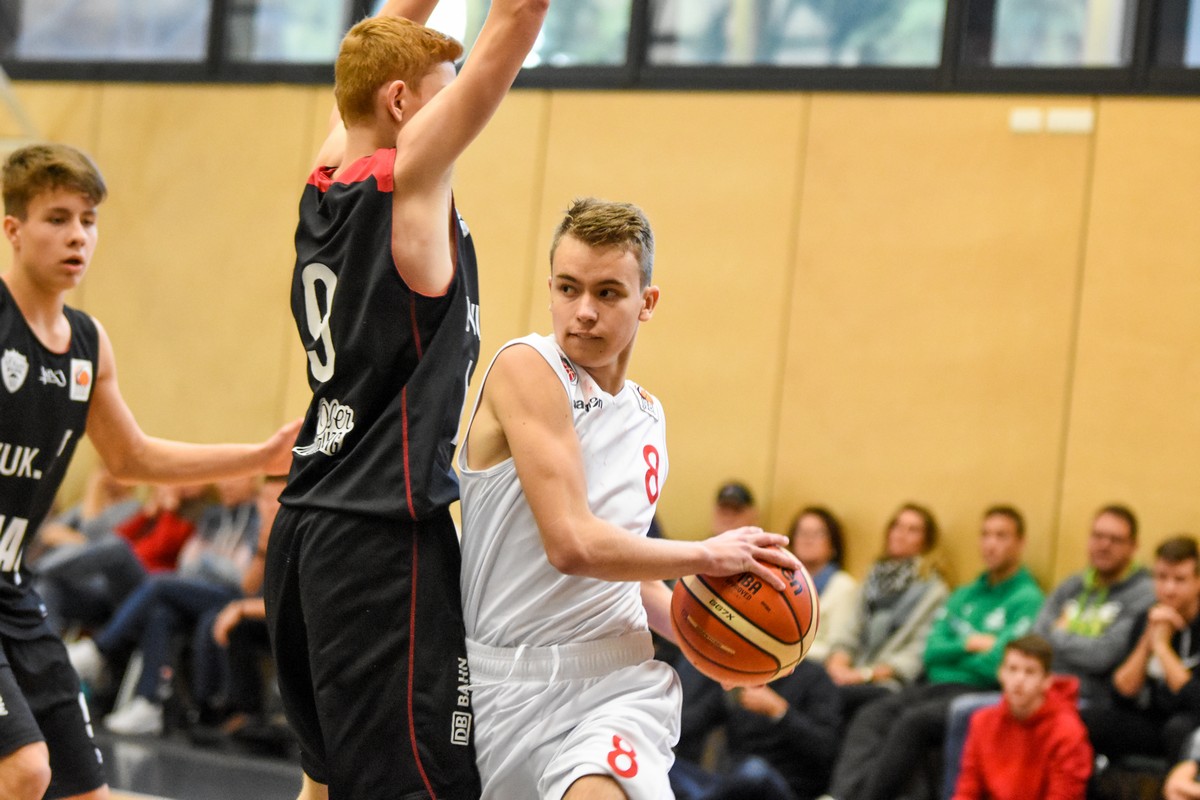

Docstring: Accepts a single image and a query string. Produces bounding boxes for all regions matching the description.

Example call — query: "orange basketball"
[670,557,819,687]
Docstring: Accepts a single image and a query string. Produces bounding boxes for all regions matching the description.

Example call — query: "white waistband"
[466,631,653,683]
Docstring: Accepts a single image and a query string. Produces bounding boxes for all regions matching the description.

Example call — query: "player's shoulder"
[489,335,564,391]
[626,380,664,423]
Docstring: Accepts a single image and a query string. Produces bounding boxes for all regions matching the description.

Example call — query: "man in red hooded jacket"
[953,635,1092,800]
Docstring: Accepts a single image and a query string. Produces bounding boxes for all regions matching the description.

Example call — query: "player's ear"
[3,215,20,247]
[384,80,407,125]
[638,285,660,322]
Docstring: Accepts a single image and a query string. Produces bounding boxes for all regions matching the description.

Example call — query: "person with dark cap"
[712,481,759,537]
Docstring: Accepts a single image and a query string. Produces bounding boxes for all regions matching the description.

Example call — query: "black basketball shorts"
[0,631,106,798]
[265,506,481,800]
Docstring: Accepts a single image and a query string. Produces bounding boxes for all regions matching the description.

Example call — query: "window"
[1154,0,1200,68]
[647,0,949,67]
[1,0,210,62]
[964,0,1137,68]
[225,0,355,64]
[385,0,633,67]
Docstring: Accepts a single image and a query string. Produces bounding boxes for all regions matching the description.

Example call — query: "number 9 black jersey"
[281,149,481,521]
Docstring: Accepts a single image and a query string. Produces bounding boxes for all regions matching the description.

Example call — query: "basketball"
[670,556,819,687]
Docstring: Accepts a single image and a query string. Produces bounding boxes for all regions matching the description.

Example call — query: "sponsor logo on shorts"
[452,657,472,746]
[0,690,8,716]
[2,349,28,393]
[69,359,93,402]
[293,398,356,457]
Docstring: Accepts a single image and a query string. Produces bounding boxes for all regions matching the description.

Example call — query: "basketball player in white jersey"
[458,198,800,800]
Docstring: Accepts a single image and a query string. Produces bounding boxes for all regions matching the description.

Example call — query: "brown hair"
[3,144,107,219]
[550,198,655,287]
[1155,535,1200,572]
[334,16,463,127]
[1004,634,1053,673]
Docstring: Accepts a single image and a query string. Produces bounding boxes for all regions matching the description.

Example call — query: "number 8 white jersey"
[459,334,668,648]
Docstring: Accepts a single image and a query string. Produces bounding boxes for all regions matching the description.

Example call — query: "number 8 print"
[606,734,638,779]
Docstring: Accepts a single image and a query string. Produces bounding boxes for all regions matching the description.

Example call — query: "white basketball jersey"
[459,334,669,648]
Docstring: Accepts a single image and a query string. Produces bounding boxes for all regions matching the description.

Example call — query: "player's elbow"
[545,538,589,576]
[542,525,596,577]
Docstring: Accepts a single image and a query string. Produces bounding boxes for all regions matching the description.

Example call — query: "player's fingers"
[745,558,788,591]
[756,544,801,571]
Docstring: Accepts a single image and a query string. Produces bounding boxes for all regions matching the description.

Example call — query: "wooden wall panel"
[83,84,314,447]
[534,92,809,541]
[1057,98,1200,574]
[774,95,1095,582]
[454,91,551,413]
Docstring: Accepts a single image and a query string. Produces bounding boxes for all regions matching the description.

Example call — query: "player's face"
[548,235,658,380]
[979,513,1022,574]
[998,650,1051,720]
[1153,557,1200,615]
[4,189,98,294]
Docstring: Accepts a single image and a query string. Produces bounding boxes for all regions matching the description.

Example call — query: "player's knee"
[64,786,111,800]
[562,773,628,800]
[0,742,53,800]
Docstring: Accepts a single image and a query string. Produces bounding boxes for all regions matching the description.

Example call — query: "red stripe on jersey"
[406,533,437,798]
[401,387,417,519]
[409,291,424,360]
[307,148,396,192]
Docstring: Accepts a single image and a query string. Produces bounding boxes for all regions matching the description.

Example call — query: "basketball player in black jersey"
[263,2,548,799]
[0,144,298,800]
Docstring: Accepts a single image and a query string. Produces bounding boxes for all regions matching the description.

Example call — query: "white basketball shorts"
[467,631,680,800]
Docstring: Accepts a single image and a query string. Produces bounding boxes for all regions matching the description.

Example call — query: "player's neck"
[339,124,398,173]
[1,270,69,346]
[585,349,633,396]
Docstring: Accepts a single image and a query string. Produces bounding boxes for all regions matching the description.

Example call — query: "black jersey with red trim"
[0,279,98,637]
[281,148,481,521]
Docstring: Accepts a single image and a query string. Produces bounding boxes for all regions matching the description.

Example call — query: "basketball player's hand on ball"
[703,527,800,592]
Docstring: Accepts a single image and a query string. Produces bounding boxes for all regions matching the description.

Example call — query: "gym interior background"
[0,0,1197,586]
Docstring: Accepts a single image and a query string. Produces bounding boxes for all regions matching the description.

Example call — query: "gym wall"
[3,82,1195,586]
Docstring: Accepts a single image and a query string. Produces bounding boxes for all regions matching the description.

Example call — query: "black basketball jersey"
[0,279,98,636]
[281,149,481,521]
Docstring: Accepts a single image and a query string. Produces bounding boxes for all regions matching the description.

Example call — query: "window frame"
[0,0,1196,95]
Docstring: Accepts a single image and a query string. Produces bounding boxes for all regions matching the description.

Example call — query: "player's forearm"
[641,580,676,644]
[102,435,273,485]
[376,0,439,24]
[544,518,711,583]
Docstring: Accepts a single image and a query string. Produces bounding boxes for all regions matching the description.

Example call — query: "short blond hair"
[550,198,655,287]
[3,144,106,219]
[334,16,463,127]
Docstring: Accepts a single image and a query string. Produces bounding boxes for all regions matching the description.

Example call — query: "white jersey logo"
[293,398,356,457]
[2,350,27,394]
[39,367,67,387]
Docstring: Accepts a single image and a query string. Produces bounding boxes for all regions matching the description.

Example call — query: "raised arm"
[473,344,796,586]
[85,320,300,483]
[389,0,549,293]
[312,0,442,170]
